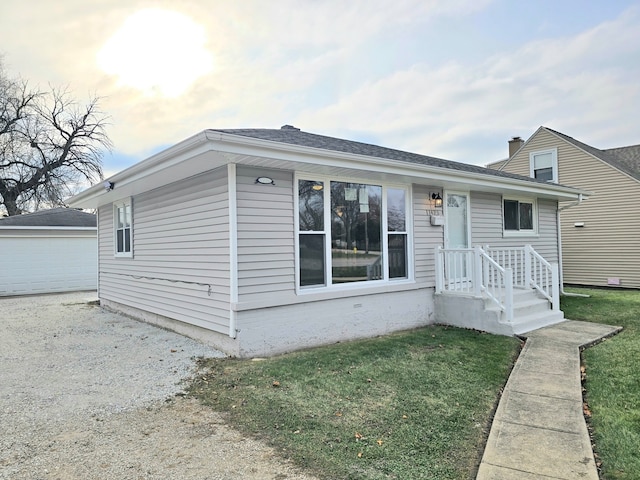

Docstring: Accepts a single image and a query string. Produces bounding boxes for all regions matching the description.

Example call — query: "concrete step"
[485,289,551,317]
[486,296,550,316]
[511,310,565,335]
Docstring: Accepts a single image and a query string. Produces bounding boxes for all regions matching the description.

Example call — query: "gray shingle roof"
[210,126,558,185]
[0,207,96,227]
[545,127,640,181]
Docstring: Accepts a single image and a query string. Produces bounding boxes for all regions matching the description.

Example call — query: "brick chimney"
[508,136,524,157]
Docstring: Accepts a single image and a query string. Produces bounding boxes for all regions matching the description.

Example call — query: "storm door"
[444,192,471,284]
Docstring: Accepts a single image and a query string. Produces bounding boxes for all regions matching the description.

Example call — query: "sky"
[1,0,639,177]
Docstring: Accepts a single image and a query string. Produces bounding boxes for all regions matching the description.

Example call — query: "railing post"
[551,263,560,311]
[504,267,514,322]
[435,246,443,293]
[524,244,532,289]
[473,246,483,297]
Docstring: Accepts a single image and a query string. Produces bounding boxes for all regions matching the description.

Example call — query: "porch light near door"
[431,192,443,208]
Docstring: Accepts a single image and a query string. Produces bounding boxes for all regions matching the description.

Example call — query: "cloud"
[297,6,640,164]
[2,0,637,172]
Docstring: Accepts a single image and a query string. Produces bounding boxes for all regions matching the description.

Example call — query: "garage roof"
[0,208,96,227]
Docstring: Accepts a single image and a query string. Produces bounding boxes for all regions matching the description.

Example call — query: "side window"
[503,198,535,233]
[114,199,133,257]
[387,188,407,279]
[298,180,325,287]
[529,149,558,183]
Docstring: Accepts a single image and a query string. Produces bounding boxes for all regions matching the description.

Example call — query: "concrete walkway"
[477,320,622,479]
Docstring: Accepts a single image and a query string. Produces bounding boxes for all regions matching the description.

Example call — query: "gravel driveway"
[0,292,317,480]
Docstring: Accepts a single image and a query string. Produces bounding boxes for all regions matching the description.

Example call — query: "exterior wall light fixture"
[255,176,275,185]
[431,192,443,208]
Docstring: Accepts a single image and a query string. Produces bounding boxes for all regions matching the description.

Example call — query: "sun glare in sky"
[97,8,213,97]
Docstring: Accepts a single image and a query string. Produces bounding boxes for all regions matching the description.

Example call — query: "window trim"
[502,196,538,237]
[294,174,414,294]
[529,148,558,183]
[113,198,133,258]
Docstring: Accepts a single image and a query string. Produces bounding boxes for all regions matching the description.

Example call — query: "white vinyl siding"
[413,185,444,285]
[471,191,558,263]
[236,166,296,304]
[98,169,231,334]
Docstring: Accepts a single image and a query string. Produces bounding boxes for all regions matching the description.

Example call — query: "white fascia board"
[67,131,210,208]
[68,128,587,208]
[207,131,588,201]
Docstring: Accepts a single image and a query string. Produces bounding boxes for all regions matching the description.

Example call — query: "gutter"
[556,193,590,298]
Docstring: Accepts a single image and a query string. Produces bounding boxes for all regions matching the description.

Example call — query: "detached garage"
[0,208,97,296]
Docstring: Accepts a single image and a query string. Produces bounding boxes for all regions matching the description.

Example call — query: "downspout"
[557,193,589,297]
[228,163,239,338]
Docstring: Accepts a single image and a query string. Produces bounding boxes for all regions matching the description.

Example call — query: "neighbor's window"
[503,198,535,233]
[297,178,409,288]
[114,199,132,256]
[529,149,558,183]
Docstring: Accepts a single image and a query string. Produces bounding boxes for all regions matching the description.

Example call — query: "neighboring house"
[0,207,97,296]
[67,126,586,357]
[488,126,640,289]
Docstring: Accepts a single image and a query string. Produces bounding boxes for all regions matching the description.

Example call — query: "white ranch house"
[68,126,586,357]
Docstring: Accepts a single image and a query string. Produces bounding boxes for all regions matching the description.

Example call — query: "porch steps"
[434,287,565,337]
[486,288,564,335]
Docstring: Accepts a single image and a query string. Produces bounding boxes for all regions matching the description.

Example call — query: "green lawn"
[562,287,640,480]
[187,326,521,479]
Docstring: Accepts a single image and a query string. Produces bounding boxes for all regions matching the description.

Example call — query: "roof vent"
[281,125,300,131]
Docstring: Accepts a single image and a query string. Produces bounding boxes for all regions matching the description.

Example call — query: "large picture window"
[297,178,410,289]
[114,199,133,257]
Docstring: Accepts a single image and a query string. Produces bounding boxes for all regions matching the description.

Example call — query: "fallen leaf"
[272,381,280,387]
[355,432,363,440]
[377,439,383,446]
[335,412,343,417]
[357,452,363,458]
[170,349,177,353]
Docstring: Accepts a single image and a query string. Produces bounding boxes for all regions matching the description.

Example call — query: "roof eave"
[68,129,586,208]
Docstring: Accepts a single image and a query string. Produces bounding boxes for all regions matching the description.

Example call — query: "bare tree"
[0,62,111,216]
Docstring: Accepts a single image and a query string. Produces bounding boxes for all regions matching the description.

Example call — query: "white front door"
[444,192,471,280]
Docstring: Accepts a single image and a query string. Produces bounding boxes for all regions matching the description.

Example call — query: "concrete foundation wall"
[434,293,513,336]
[102,288,435,358]
[101,299,241,356]
[235,287,435,357]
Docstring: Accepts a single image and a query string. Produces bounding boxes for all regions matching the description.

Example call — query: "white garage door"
[0,235,97,296]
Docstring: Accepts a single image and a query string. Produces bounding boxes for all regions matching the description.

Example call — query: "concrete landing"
[476,320,622,479]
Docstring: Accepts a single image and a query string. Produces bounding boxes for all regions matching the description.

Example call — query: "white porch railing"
[435,245,560,323]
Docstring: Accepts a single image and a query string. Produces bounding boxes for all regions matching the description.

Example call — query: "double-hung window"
[297,178,409,289]
[529,148,558,183]
[114,199,132,257]
[503,197,536,234]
